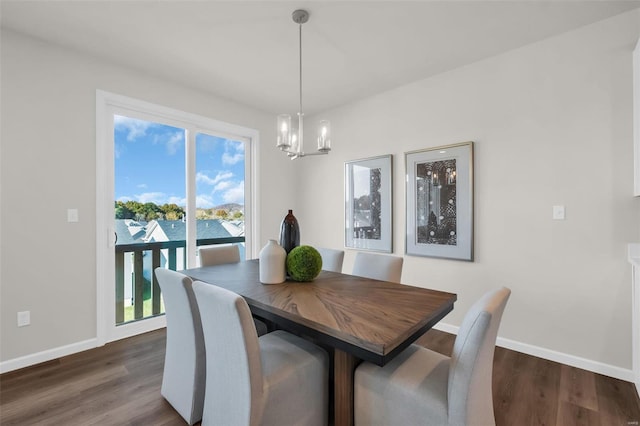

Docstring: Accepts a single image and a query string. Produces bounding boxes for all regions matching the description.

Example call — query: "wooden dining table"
[182,259,456,426]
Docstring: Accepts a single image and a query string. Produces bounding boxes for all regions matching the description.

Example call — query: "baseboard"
[1,323,636,389]
[433,323,636,383]
[0,338,98,374]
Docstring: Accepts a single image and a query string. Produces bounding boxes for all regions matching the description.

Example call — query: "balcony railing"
[115,237,245,325]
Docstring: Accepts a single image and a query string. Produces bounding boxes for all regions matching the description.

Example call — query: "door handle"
[108,227,117,248]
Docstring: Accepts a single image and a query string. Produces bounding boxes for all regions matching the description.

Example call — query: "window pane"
[114,115,185,324]
[195,133,246,261]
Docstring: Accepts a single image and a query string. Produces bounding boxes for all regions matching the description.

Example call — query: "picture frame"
[405,142,474,261]
[345,155,393,252]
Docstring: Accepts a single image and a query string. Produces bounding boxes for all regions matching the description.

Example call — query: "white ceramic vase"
[259,239,286,284]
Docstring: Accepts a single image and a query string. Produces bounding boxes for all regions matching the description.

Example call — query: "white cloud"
[166,132,183,156]
[114,115,153,141]
[195,195,215,209]
[167,196,186,206]
[135,192,167,204]
[165,195,215,209]
[222,140,245,165]
[150,130,183,155]
[222,181,245,204]
[214,180,233,191]
[222,151,244,165]
[197,171,233,186]
[197,135,218,152]
[164,194,220,209]
[227,139,244,151]
[137,183,148,189]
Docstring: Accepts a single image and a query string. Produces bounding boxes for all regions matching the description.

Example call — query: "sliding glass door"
[96,90,257,343]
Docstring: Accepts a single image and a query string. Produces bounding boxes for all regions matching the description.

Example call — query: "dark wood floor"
[1,328,639,425]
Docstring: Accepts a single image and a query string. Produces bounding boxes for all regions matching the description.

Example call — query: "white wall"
[298,10,640,375]
[2,9,640,378]
[0,29,296,363]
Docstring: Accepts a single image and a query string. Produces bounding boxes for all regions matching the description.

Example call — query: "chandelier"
[276,9,331,160]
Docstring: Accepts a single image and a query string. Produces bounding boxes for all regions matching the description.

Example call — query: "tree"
[141,202,161,221]
[115,200,168,222]
[160,203,185,219]
[114,201,134,219]
[196,209,210,220]
[114,201,246,222]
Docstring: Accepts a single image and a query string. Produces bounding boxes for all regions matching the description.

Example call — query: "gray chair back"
[352,252,403,282]
[193,281,329,426]
[317,247,345,273]
[192,282,266,425]
[154,268,205,425]
[448,287,511,426]
[198,244,240,266]
[197,244,269,336]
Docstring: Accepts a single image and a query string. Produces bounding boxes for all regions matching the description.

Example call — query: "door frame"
[96,90,259,345]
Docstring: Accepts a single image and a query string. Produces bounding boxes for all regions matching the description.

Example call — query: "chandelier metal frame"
[276,9,331,160]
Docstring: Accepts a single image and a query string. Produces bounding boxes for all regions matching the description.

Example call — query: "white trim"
[186,128,197,268]
[629,243,640,397]
[248,126,260,259]
[0,338,98,374]
[95,92,112,347]
[106,317,167,343]
[95,89,259,344]
[433,322,635,383]
[633,37,639,196]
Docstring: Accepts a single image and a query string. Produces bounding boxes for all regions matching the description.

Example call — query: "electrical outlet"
[17,311,30,327]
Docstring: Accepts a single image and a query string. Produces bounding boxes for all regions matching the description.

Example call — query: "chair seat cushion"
[259,330,329,426]
[355,344,450,426]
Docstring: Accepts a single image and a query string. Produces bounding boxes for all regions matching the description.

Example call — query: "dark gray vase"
[279,209,300,254]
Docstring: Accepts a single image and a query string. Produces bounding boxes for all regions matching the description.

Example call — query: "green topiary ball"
[286,245,323,282]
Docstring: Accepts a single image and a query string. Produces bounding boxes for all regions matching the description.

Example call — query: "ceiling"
[2,1,639,115]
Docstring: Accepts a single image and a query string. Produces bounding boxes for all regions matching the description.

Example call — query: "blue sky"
[114,115,245,208]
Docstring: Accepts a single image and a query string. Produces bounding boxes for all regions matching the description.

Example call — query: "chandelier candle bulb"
[318,120,331,152]
[277,114,292,150]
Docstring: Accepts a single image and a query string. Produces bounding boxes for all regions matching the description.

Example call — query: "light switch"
[553,205,565,220]
[17,311,30,327]
[67,209,79,223]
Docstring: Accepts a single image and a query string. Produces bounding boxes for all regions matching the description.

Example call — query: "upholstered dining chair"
[192,281,329,426]
[354,287,511,426]
[316,247,345,273]
[154,268,206,425]
[197,244,269,336]
[352,252,404,282]
[198,244,241,267]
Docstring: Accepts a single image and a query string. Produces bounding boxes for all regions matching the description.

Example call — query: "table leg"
[333,349,360,426]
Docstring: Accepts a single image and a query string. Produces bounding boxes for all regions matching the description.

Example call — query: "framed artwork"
[405,142,474,261]
[345,155,393,252]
